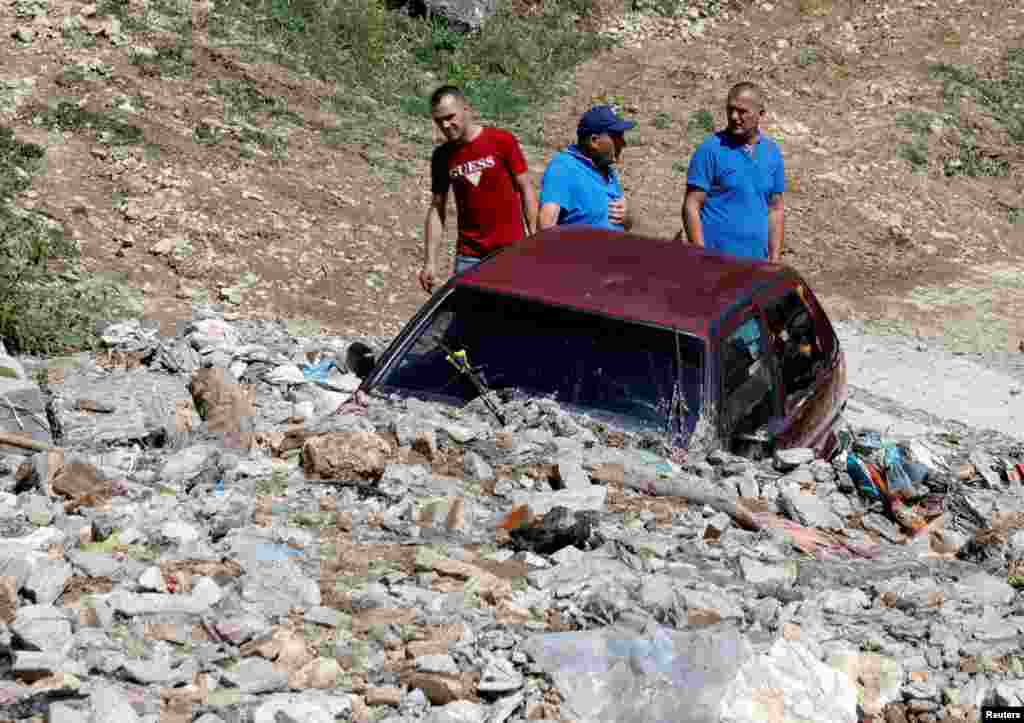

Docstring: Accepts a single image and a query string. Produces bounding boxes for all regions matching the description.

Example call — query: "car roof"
[454,226,793,338]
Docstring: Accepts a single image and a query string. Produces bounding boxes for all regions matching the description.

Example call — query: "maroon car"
[350,226,847,460]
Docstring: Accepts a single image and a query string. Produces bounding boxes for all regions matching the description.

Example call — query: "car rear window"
[375,287,706,433]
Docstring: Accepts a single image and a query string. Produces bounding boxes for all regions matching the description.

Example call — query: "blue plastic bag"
[301,358,337,384]
[846,451,882,499]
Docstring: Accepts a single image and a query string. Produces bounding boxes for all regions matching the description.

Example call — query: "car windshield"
[373,287,705,435]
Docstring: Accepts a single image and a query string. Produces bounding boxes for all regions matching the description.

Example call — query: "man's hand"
[418,266,436,294]
[608,197,628,227]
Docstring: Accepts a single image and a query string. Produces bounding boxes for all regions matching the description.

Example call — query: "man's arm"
[767,192,785,263]
[514,172,539,236]
[682,186,707,247]
[538,202,561,230]
[419,192,447,293]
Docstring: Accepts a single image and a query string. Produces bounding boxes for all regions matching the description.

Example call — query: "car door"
[755,279,842,454]
[716,304,783,456]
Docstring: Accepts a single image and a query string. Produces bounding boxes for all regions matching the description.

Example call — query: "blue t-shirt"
[686,131,786,259]
[539,145,624,229]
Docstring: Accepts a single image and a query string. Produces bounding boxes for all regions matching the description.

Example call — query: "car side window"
[761,288,829,402]
[721,315,775,438]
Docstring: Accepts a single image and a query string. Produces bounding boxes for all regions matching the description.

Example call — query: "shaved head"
[727,82,765,110]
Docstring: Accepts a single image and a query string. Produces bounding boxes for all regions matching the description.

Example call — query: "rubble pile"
[2,310,1024,723]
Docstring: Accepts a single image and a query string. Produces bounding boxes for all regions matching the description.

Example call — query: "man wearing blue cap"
[538,105,635,231]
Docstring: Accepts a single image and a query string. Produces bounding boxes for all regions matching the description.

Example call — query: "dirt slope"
[2,0,1023,349]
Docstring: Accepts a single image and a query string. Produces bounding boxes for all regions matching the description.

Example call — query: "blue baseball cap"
[577,105,637,138]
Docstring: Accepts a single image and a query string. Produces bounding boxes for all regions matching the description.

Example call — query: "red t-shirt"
[431,127,528,258]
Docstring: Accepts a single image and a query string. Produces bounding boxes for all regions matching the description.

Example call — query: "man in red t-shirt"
[418,85,539,294]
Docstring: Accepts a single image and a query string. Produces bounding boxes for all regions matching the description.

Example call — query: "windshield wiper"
[437,339,506,426]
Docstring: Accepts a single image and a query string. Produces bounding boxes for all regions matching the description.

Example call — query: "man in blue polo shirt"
[680,82,786,262]
[538,105,635,231]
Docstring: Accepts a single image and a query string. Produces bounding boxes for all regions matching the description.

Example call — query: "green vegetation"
[0,125,143,355]
[897,48,1022,177]
[652,111,673,130]
[36,101,144,146]
[796,47,819,68]
[205,0,612,137]
[130,41,194,78]
[687,108,714,139]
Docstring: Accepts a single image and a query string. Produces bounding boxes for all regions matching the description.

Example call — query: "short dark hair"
[727,81,765,109]
[430,85,467,107]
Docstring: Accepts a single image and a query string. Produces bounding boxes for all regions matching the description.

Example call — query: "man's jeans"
[454,255,481,274]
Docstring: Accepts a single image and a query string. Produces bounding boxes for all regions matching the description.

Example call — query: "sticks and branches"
[3,395,23,430]
[618,474,763,531]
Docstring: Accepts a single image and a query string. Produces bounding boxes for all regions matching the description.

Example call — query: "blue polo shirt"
[539,144,624,229]
[687,131,786,259]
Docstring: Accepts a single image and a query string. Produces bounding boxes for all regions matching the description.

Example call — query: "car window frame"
[756,281,835,410]
[364,283,708,436]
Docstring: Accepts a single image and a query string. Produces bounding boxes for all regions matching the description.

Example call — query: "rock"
[290,657,341,689]
[509,487,607,516]
[739,556,796,586]
[969,450,1002,487]
[828,652,904,716]
[721,638,858,723]
[405,670,465,705]
[222,657,289,693]
[365,686,403,706]
[0,576,17,624]
[779,484,844,529]
[508,507,602,555]
[189,367,256,437]
[0,356,50,453]
[958,572,1015,606]
[24,558,71,606]
[463,452,493,482]
[423,700,488,723]
[302,430,392,480]
[819,588,870,615]
[160,444,218,485]
[51,459,111,503]
[11,605,73,653]
[554,457,590,491]
[774,448,815,471]
[88,684,140,721]
[477,654,523,694]
[47,703,90,723]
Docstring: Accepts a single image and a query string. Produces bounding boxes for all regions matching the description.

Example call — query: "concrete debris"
[0,311,1021,723]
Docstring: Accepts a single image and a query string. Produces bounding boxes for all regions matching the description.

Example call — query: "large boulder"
[302,430,392,480]
[0,352,50,454]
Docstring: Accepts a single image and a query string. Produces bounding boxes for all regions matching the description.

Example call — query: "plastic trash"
[846,451,885,499]
[522,624,753,723]
[301,358,337,384]
[522,623,858,723]
[853,430,884,459]
[882,445,914,495]
[215,479,225,497]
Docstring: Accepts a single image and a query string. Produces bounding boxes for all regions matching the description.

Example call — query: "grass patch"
[0,126,44,200]
[652,112,672,130]
[36,101,144,146]
[210,78,302,125]
[796,47,819,68]
[130,41,194,78]
[1010,208,1023,225]
[208,0,610,137]
[896,111,934,171]
[798,0,833,15]
[687,109,714,140]
[910,47,1024,177]
[0,125,144,354]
